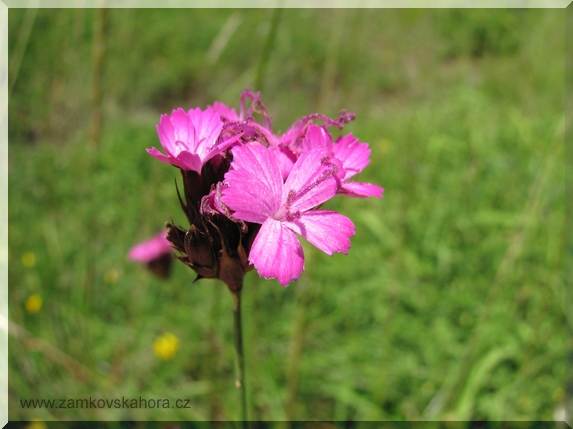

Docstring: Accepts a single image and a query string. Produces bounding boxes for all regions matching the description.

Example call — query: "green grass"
[8,8,568,422]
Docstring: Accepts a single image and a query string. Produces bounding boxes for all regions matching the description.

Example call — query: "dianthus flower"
[128,232,172,263]
[219,143,355,286]
[145,89,382,288]
[147,107,241,173]
[128,232,173,278]
[141,90,384,424]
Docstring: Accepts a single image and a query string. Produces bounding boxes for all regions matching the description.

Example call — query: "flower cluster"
[146,90,383,288]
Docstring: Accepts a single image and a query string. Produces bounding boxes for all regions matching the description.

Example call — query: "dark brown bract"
[166,157,260,292]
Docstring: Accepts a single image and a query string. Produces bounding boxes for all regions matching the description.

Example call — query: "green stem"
[207,285,223,421]
[254,7,282,92]
[232,290,247,426]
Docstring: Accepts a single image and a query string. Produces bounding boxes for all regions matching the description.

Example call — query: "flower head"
[25,294,42,314]
[147,107,241,173]
[153,332,180,360]
[128,232,173,278]
[220,143,355,286]
[146,89,383,288]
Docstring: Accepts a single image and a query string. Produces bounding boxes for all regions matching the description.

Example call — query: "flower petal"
[203,133,242,163]
[283,147,343,213]
[128,232,172,263]
[170,108,194,152]
[250,218,304,286]
[156,114,178,157]
[212,101,240,121]
[340,182,384,198]
[189,107,224,157]
[222,169,281,223]
[176,150,203,173]
[332,133,372,179]
[279,126,304,150]
[301,124,332,152]
[269,145,297,181]
[146,147,187,170]
[221,143,283,222]
[285,210,355,255]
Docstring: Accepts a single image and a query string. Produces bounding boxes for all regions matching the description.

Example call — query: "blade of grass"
[206,12,242,66]
[8,1,38,98]
[4,313,112,386]
[253,8,282,92]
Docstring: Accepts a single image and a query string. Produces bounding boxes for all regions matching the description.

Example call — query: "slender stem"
[232,290,247,426]
[207,285,223,421]
[254,7,282,92]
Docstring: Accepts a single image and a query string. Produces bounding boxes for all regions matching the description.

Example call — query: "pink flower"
[303,124,384,198]
[220,143,355,286]
[147,107,240,173]
[212,101,240,122]
[128,232,172,264]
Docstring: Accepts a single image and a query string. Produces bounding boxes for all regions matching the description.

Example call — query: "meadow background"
[8,8,568,423]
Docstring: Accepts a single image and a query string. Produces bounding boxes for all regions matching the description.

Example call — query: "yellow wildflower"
[25,294,42,314]
[153,332,180,360]
[26,419,47,429]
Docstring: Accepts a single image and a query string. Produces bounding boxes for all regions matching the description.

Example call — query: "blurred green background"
[8,8,568,422]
